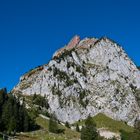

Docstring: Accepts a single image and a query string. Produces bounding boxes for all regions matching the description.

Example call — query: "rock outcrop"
[12,36,140,126]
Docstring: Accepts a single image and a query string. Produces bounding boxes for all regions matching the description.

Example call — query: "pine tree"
[18,105,24,131]
[13,101,20,132]
[0,88,7,131]
[8,116,16,134]
[0,88,6,106]
[23,112,30,132]
[81,116,98,140]
[76,124,80,132]
[2,101,11,130]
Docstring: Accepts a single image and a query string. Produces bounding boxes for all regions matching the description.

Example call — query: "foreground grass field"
[15,113,134,140]
[16,116,80,140]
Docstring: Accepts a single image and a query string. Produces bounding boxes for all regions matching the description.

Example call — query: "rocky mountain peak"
[53,35,80,58]
[13,36,140,126]
[67,35,80,48]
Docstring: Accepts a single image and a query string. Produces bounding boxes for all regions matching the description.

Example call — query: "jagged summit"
[12,36,140,126]
[53,35,80,58]
[53,35,122,59]
[53,35,98,58]
[67,35,80,48]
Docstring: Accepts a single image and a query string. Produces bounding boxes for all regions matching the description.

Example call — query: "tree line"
[0,88,36,135]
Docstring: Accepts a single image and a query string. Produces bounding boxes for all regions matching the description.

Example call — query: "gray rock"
[12,36,140,126]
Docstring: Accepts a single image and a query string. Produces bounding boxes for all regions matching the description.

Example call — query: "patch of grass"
[93,113,133,132]
[75,113,134,133]
[36,116,49,129]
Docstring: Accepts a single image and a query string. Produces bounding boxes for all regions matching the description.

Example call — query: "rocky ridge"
[12,35,140,126]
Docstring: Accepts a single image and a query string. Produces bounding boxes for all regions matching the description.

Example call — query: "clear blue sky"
[0,0,140,91]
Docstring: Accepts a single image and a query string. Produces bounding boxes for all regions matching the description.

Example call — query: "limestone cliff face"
[12,36,140,126]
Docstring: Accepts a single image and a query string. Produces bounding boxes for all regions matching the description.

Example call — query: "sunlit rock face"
[12,36,140,126]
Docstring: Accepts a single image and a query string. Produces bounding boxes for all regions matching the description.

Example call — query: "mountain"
[12,35,140,126]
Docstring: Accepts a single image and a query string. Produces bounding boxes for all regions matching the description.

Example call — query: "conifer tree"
[81,116,98,140]
[76,124,80,132]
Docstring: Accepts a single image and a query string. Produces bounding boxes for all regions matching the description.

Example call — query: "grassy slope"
[94,113,133,132]
[19,113,133,140]
[75,113,134,133]
[17,116,80,140]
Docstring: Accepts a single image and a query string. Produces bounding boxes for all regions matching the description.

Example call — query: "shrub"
[65,121,70,128]
[135,89,140,107]
[49,115,58,133]
[79,90,89,108]
[32,94,49,109]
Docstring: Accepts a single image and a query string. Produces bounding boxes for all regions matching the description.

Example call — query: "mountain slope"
[12,35,140,126]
